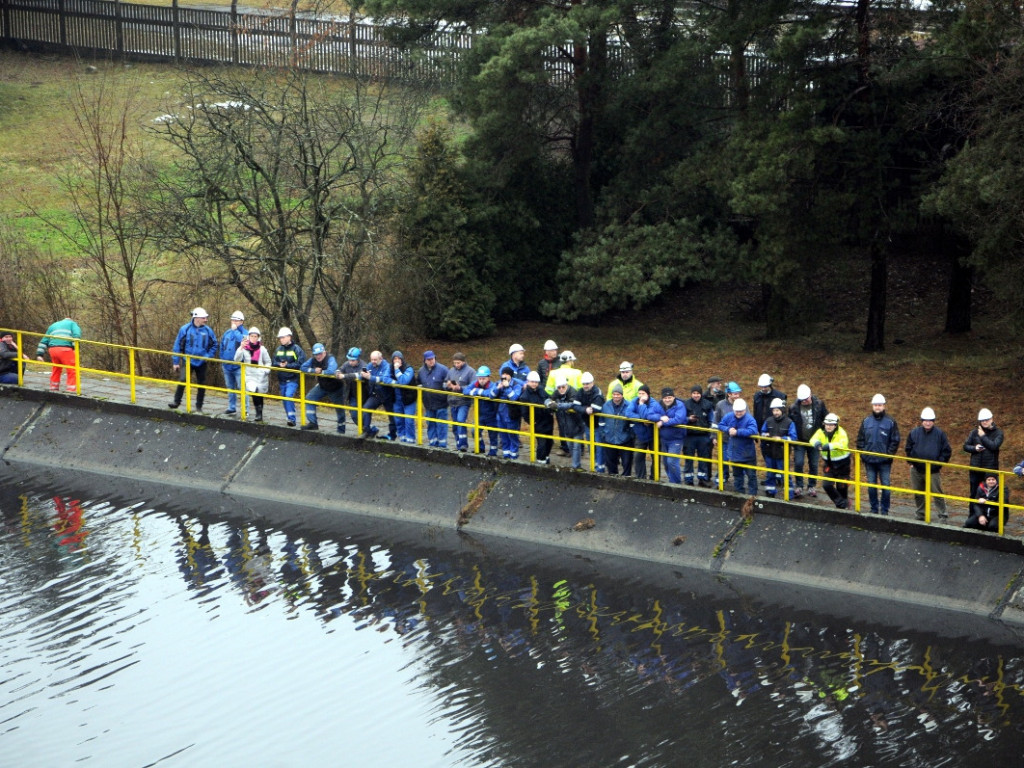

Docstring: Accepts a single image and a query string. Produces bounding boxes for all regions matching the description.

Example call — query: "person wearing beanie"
[808,414,851,509]
[703,376,725,407]
[963,408,1004,496]
[788,383,828,498]
[716,397,759,494]
[335,347,367,434]
[417,351,450,448]
[0,330,21,385]
[905,407,952,520]
[644,387,689,484]
[599,383,634,476]
[625,384,655,480]
[390,350,417,443]
[855,393,901,515]
[217,311,247,414]
[682,384,714,487]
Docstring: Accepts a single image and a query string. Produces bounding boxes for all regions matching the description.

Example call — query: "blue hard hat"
[726,381,742,394]
[346,347,361,360]
[312,343,326,355]
[476,365,491,377]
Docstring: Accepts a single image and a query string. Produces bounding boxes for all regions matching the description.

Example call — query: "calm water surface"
[1,475,1023,767]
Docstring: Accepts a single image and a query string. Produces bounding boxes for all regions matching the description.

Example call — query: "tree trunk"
[863,240,886,352]
[944,259,973,334]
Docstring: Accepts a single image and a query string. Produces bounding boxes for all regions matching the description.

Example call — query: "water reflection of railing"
[4,484,1024,760]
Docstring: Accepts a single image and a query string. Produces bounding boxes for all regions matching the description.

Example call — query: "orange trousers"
[48,346,77,392]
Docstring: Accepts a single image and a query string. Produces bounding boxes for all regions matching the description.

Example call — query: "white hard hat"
[770,397,785,410]
[757,373,772,387]
[619,361,633,372]
[824,413,840,424]
[248,327,261,337]
[733,398,747,412]
[543,340,558,351]
[796,384,811,401]
[560,350,576,362]
[871,393,886,405]
[920,407,936,420]
[581,372,594,384]
[230,310,245,321]
[978,408,993,421]
[526,371,540,383]
[508,343,525,355]
[554,374,569,388]
[277,327,292,338]
[191,307,208,318]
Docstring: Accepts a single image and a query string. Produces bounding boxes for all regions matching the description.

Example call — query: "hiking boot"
[287,420,296,427]
[168,402,180,409]
[301,423,319,431]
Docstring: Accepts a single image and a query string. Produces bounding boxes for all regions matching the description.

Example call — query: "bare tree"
[150,67,424,350]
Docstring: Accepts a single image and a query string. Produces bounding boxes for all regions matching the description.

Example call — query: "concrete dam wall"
[3,389,1023,627]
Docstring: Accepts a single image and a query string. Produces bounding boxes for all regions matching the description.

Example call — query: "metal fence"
[0,0,473,82]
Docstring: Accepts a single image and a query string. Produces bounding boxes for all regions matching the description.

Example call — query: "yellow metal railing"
[5,328,1019,536]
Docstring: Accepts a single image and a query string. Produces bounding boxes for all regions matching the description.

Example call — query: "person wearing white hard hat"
[808,413,851,509]
[787,384,828,498]
[905,407,952,520]
[233,327,272,422]
[761,397,797,498]
[169,307,218,413]
[545,350,581,395]
[752,374,786,466]
[499,345,530,456]
[272,327,306,426]
[963,408,1004,497]
[608,361,644,403]
[537,340,560,389]
[855,393,901,516]
[715,397,759,494]
[219,311,247,415]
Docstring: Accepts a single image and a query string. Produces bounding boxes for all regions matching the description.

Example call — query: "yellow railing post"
[184,356,192,412]
[239,365,247,421]
[472,397,480,454]
[853,451,862,513]
[416,387,424,445]
[16,331,24,386]
[129,350,136,403]
[73,340,81,395]
[716,433,724,491]
[356,380,364,434]
[588,413,596,471]
[298,373,307,427]
[924,462,932,523]
[997,473,1006,536]
[782,440,790,500]
[652,427,661,483]
[528,404,536,462]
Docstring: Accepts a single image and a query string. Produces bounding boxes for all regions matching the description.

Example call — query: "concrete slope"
[2,389,1023,626]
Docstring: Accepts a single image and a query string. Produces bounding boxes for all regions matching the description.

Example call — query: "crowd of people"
[1,308,1019,534]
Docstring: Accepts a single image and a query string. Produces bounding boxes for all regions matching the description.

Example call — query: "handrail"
[5,328,1019,536]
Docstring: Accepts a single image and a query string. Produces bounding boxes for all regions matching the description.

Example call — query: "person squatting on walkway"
[809,413,851,509]
[904,407,952,520]
[417,350,449,448]
[218,311,246,415]
[445,352,475,451]
[169,308,218,412]
[233,327,272,422]
[761,398,796,498]
[717,397,759,494]
[647,387,688,484]
[36,317,82,394]
[965,474,1006,532]
[273,327,306,426]
[0,330,23,385]
[856,393,901,515]
[300,343,344,432]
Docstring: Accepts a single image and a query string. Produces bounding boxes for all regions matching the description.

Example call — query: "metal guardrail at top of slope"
[3,326,1022,539]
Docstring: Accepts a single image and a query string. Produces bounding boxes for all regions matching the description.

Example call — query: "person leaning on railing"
[0,330,23,385]
[35,317,82,394]
[520,371,554,464]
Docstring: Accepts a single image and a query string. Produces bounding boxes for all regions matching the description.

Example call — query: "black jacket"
[905,425,952,472]
[963,424,1004,471]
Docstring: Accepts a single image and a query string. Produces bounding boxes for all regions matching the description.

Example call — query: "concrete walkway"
[17,362,1024,538]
